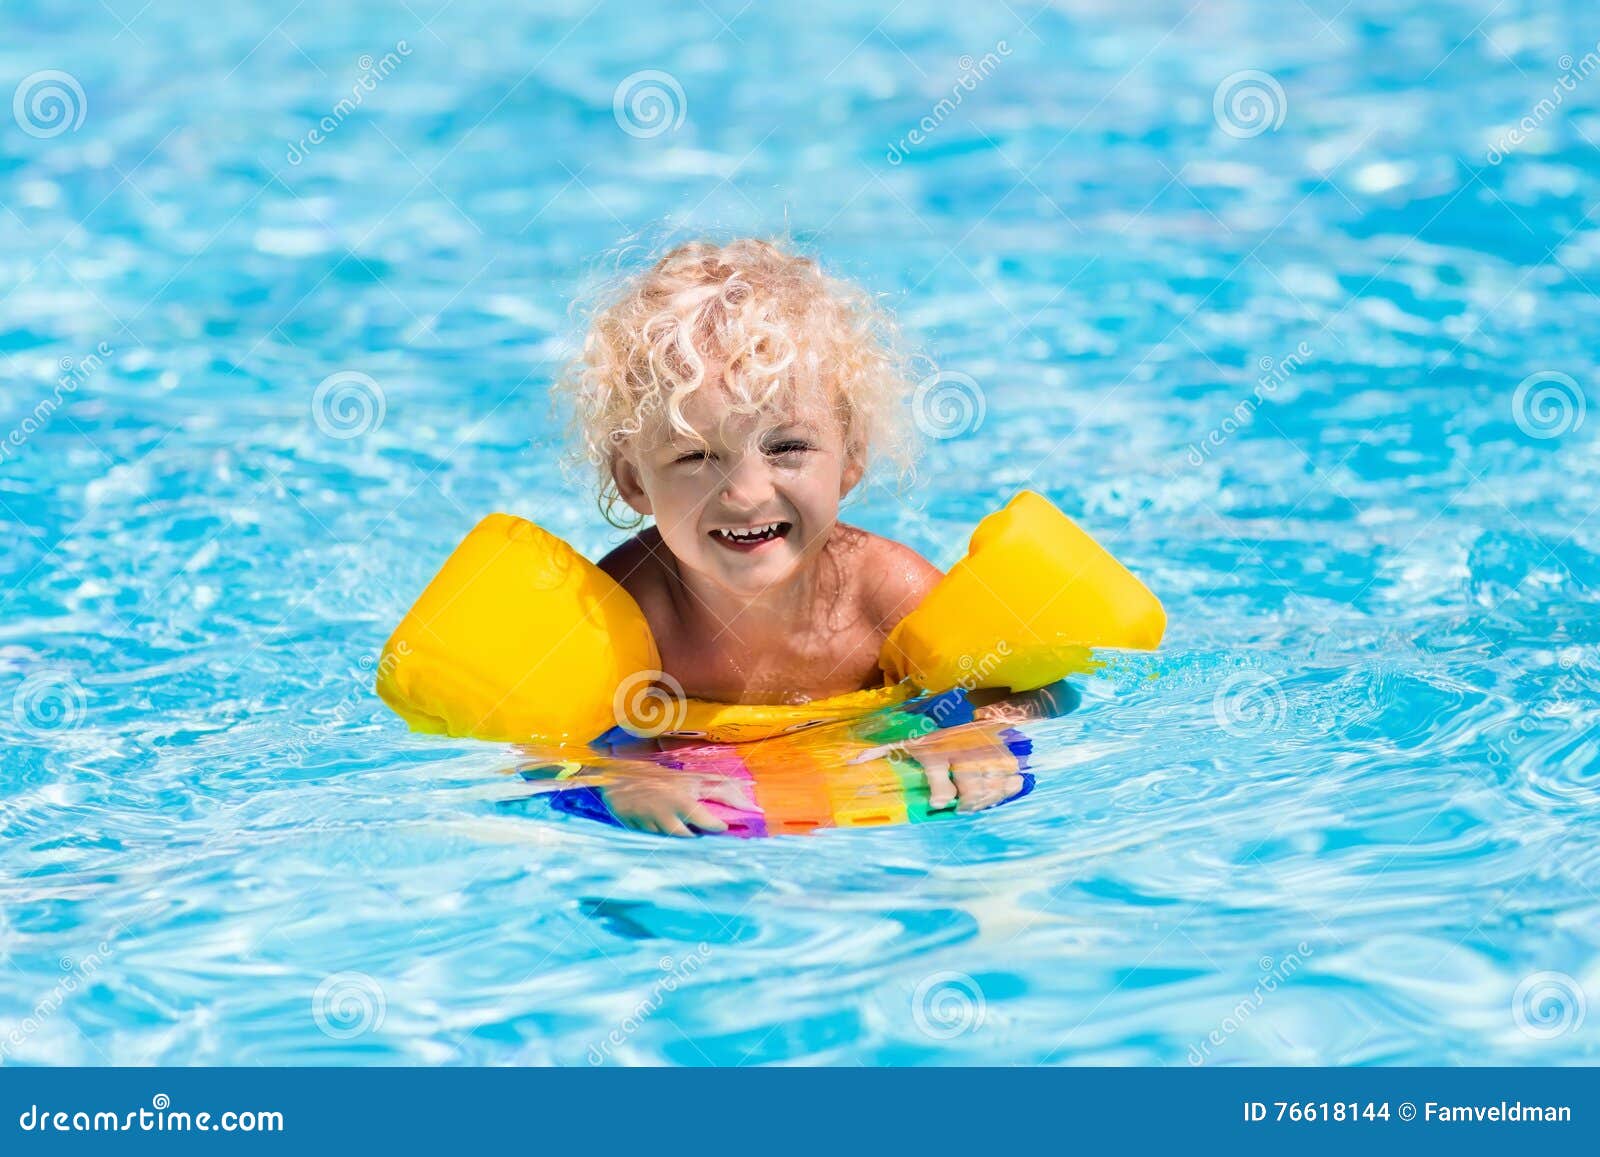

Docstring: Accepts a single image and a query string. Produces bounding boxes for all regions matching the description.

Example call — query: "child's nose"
[717,453,777,509]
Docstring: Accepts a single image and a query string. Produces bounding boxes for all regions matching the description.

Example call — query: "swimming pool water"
[3,0,1599,1064]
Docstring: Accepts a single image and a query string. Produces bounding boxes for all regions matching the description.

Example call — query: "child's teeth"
[719,522,779,541]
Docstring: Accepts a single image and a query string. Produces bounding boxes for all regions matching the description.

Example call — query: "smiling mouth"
[709,521,792,551]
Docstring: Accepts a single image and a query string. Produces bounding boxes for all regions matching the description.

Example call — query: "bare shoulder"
[596,527,673,607]
[836,524,943,630]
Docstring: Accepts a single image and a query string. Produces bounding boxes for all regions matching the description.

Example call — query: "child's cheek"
[667,478,717,554]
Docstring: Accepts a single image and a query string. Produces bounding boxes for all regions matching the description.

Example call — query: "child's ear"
[610,452,654,517]
[839,454,865,497]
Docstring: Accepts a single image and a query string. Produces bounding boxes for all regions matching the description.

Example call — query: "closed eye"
[672,450,711,465]
[765,440,813,456]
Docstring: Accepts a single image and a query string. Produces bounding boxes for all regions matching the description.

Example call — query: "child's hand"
[915,744,1026,813]
[970,700,1036,725]
[599,771,761,838]
[853,722,1027,813]
[967,682,1078,724]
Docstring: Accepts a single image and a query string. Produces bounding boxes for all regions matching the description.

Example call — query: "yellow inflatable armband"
[375,491,1164,744]
[880,490,1166,692]
[375,513,659,744]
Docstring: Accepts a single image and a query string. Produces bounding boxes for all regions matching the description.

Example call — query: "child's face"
[612,381,863,599]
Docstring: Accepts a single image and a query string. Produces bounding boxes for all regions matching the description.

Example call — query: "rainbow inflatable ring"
[375,490,1165,748]
[527,684,1066,838]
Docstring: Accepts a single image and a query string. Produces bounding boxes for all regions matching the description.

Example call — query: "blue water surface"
[3,0,1599,1065]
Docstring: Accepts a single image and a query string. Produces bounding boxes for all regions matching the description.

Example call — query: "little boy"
[559,239,1029,834]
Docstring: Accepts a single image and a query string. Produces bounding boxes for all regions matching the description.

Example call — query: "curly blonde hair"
[558,237,915,527]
